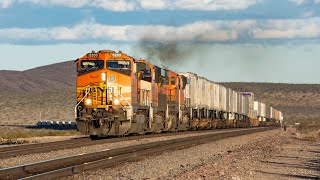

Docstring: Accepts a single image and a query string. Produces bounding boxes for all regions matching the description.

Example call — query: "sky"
[0,0,320,83]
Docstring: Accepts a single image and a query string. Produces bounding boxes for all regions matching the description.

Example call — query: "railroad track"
[0,127,276,180]
[0,128,249,159]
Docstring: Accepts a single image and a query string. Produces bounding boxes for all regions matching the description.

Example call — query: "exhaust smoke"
[136,39,196,69]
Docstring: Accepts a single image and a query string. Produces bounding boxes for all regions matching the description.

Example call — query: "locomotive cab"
[75,50,135,138]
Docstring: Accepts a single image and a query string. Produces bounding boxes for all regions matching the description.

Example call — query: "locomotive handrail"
[75,88,91,118]
[108,87,126,109]
[119,93,132,107]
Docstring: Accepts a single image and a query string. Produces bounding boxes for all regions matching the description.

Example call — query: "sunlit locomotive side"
[76,50,136,138]
[75,50,283,139]
[75,50,188,139]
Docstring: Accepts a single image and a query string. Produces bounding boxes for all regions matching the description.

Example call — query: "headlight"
[114,99,119,105]
[85,98,92,105]
[101,73,106,81]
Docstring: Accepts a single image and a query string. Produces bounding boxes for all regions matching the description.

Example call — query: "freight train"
[75,50,283,139]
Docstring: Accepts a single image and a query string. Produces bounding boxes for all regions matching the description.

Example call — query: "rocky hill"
[0,61,318,125]
[221,82,320,124]
[0,61,76,93]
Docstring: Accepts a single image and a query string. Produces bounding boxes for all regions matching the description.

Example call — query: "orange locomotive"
[75,50,282,139]
[75,50,188,139]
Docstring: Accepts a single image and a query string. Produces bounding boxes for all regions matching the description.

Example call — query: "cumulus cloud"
[252,18,320,39]
[0,20,254,43]
[289,0,320,5]
[0,0,15,8]
[25,0,89,8]
[1,18,320,44]
[140,0,167,9]
[0,0,260,11]
[173,0,260,11]
[301,10,314,18]
[289,0,306,5]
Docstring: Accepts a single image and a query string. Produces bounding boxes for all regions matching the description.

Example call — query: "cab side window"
[170,76,176,85]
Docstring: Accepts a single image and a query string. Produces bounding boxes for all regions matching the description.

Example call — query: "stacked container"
[239,92,255,118]
[213,82,220,111]
[219,86,227,112]
[254,101,266,121]
[178,72,283,124]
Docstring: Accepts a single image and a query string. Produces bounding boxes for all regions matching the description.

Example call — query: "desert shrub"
[296,122,320,133]
[0,126,80,139]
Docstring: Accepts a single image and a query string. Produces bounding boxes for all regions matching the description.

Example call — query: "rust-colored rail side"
[0,127,276,180]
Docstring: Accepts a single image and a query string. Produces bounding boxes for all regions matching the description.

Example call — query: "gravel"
[0,128,250,168]
[65,129,284,180]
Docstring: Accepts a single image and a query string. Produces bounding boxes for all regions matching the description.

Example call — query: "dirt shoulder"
[66,129,292,179]
[176,128,320,180]
[0,126,81,145]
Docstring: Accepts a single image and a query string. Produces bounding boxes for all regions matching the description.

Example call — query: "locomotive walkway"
[0,127,275,180]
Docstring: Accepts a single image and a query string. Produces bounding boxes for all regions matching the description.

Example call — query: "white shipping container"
[261,103,266,118]
[198,77,208,109]
[246,97,249,116]
[213,83,220,110]
[240,92,255,118]
[204,78,210,109]
[179,72,197,108]
[238,94,243,115]
[233,91,238,114]
[219,86,227,112]
[226,88,230,112]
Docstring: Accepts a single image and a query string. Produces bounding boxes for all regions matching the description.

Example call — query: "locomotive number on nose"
[112,53,122,58]
[88,53,99,58]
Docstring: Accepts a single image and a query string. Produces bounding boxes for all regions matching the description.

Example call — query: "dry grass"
[0,89,75,125]
[0,126,80,140]
[295,122,320,142]
[0,81,319,129]
[0,139,33,145]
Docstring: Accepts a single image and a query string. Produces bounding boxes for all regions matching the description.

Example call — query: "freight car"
[75,50,283,139]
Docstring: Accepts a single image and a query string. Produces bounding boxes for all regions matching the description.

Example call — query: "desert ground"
[0,62,319,179]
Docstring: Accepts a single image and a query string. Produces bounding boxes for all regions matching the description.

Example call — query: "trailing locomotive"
[75,50,283,139]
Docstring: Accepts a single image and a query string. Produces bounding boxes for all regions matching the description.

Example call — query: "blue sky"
[0,0,319,83]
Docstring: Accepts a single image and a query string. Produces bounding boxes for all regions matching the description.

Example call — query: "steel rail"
[0,128,248,159]
[0,127,276,180]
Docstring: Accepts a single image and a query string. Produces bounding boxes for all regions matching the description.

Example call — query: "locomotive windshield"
[107,60,131,69]
[80,60,104,70]
[78,60,104,75]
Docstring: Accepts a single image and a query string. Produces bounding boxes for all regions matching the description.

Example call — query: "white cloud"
[0,20,254,43]
[90,0,137,11]
[290,0,320,5]
[1,18,320,43]
[0,0,15,8]
[289,0,306,5]
[174,0,260,11]
[25,0,89,8]
[140,0,167,9]
[1,0,260,11]
[252,18,320,39]
[301,10,314,18]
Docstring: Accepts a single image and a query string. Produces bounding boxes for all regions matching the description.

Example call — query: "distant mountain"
[0,61,76,93]
[0,61,319,124]
[221,82,320,124]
